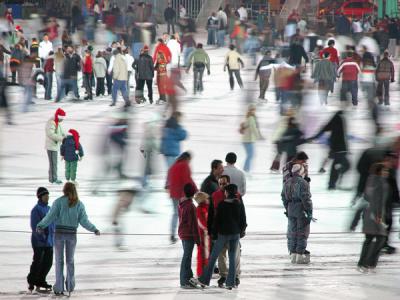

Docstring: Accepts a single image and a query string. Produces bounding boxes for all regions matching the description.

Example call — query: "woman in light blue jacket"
[37,182,100,296]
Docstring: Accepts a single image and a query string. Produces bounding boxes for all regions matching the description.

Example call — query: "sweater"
[178,198,200,243]
[37,196,97,233]
[337,58,361,81]
[215,198,247,236]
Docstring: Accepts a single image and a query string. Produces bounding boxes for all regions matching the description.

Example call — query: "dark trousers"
[259,75,270,99]
[180,239,195,286]
[228,69,243,90]
[83,73,93,98]
[44,72,53,100]
[376,80,390,105]
[193,65,205,93]
[167,20,175,34]
[96,77,105,96]
[106,72,113,95]
[329,152,350,189]
[27,247,53,286]
[340,80,358,105]
[136,79,153,102]
[358,234,386,268]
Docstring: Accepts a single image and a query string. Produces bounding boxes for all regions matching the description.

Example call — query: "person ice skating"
[312,52,336,105]
[178,183,200,288]
[134,45,154,104]
[224,44,244,90]
[45,108,66,184]
[194,192,210,277]
[93,51,107,96]
[82,50,93,100]
[160,112,188,169]
[36,183,100,296]
[240,104,262,174]
[337,51,361,107]
[192,184,246,290]
[282,164,313,264]
[109,47,131,107]
[375,51,394,108]
[27,187,54,292]
[357,163,389,272]
[55,46,81,102]
[44,51,54,100]
[60,129,84,184]
[186,43,210,95]
[255,50,275,100]
[166,152,197,244]
[308,110,349,190]
[223,152,246,196]
[164,3,176,34]
[282,151,310,184]
[155,51,169,104]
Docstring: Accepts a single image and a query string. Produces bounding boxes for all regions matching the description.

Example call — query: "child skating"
[60,129,84,185]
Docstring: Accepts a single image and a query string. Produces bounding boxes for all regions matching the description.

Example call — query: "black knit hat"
[36,187,49,199]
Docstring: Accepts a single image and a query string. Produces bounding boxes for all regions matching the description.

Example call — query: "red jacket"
[196,202,210,276]
[167,160,197,199]
[337,58,361,81]
[83,56,93,74]
[320,46,339,65]
[153,43,171,64]
[44,57,54,73]
[178,198,200,243]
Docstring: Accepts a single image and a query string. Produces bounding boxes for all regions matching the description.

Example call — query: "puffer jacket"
[376,57,394,81]
[282,174,313,218]
[160,117,187,157]
[60,135,84,162]
[45,118,65,151]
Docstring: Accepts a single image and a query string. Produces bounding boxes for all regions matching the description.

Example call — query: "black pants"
[83,73,93,98]
[329,152,350,189]
[228,69,243,90]
[106,72,113,95]
[358,234,386,268]
[136,79,153,102]
[96,77,105,96]
[27,247,53,286]
[167,20,175,34]
[376,80,390,105]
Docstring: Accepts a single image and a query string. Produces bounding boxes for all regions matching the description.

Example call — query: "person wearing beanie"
[27,187,54,292]
[45,108,66,184]
[282,163,313,264]
[60,129,84,184]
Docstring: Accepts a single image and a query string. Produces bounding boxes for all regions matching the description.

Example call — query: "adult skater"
[45,108,66,184]
[27,187,54,292]
[223,152,246,196]
[254,50,275,101]
[224,44,244,90]
[200,160,224,198]
[186,43,210,95]
[282,151,310,184]
[282,164,313,264]
[37,183,100,296]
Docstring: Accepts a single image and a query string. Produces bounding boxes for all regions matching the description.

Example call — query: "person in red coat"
[82,50,93,100]
[194,192,210,277]
[166,152,197,243]
[153,39,172,64]
[319,40,339,67]
[44,52,55,100]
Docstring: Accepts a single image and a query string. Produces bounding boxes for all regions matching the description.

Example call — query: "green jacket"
[187,49,210,71]
[37,196,97,233]
[242,116,261,143]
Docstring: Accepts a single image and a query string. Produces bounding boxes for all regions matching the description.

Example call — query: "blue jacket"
[37,196,97,233]
[60,136,84,162]
[30,201,54,247]
[160,118,187,157]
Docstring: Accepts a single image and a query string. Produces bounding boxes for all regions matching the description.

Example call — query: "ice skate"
[357,265,368,273]
[290,252,297,264]
[189,277,206,288]
[36,282,52,292]
[296,251,310,264]
[28,283,34,293]
[217,276,226,288]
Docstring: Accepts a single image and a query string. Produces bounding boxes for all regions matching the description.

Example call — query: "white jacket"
[124,54,135,72]
[45,118,65,151]
[93,56,107,78]
[39,40,53,59]
[167,39,181,68]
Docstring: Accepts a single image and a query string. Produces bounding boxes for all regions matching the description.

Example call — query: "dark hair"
[323,52,330,58]
[369,163,386,175]
[225,184,238,198]
[211,159,223,171]
[328,40,335,46]
[219,174,231,183]
[197,43,203,49]
[183,183,196,198]
[157,38,164,44]
[295,151,309,161]
[225,152,237,164]
[229,44,235,50]
[178,151,191,161]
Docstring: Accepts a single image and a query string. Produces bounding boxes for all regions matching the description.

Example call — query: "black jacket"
[289,44,308,66]
[312,111,347,154]
[215,198,247,236]
[164,7,176,21]
[201,174,219,235]
[134,53,154,80]
[388,22,399,39]
[63,54,81,79]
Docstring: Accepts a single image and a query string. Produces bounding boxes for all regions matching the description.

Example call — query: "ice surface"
[0,30,399,300]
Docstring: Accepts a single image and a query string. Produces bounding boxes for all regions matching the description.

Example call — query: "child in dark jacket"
[27,187,55,292]
[178,183,200,288]
[60,129,84,184]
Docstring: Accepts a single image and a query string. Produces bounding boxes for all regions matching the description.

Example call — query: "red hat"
[143,45,149,52]
[54,108,66,129]
[68,129,80,151]
[15,25,22,32]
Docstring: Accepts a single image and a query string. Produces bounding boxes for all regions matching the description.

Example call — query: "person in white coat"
[123,47,135,97]
[93,51,107,96]
[167,34,181,69]
[39,34,53,66]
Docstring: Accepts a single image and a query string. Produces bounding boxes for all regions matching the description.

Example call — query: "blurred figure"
[186,43,210,95]
[54,48,64,96]
[216,7,227,47]
[166,152,197,244]
[94,51,107,97]
[357,163,389,272]
[123,47,135,98]
[55,46,81,102]
[0,75,12,125]
[288,38,308,68]
[376,51,394,109]
[164,3,176,34]
[206,12,218,46]
[387,18,398,59]
[312,52,336,105]
[230,21,246,54]
[10,43,25,84]
[360,48,378,126]
[167,34,181,69]
[224,44,244,90]
[134,45,154,104]
[19,55,35,112]
[244,30,260,66]
[104,47,113,95]
[181,32,196,67]
[255,50,275,100]
[39,34,53,66]
[140,114,159,188]
[44,51,55,100]
[320,39,339,68]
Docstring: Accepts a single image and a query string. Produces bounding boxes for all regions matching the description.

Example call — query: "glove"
[36,227,44,234]
[207,70,210,75]
[95,230,100,236]
[284,211,288,218]
[79,156,83,161]
[240,231,246,238]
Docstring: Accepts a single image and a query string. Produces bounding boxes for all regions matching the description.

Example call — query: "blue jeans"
[243,142,254,172]
[112,79,130,105]
[217,30,226,47]
[207,28,216,45]
[180,239,195,286]
[132,42,144,60]
[183,47,194,67]
[22,85,33,113]
[340,80,358,105]
[45,72,53,100]
[200,234,239,287]
[54,233,77,293]
[171,198,179,237]
[56,78,79,102]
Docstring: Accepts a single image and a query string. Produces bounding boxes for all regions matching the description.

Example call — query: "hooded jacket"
[178,197,200,243]
[167,159,197,199]
[160,117,187,157]
[60,135,84,162]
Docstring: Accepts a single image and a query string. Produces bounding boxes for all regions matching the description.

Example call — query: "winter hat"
[143,45,149,52]
[15,25,23,32]
[292,164,305,176]
[68,129,80,152]
[194,192,209,204]
[54,108,66,129]
[36,187,49,199]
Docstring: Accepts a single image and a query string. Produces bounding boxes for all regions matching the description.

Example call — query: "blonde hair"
[194,192,209,205]
[63,182,79,207]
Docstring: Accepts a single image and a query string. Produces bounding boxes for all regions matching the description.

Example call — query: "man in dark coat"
[134,45,154,103]
[288,38,308,67]
[164,3,176,34]
[335,13,351,35]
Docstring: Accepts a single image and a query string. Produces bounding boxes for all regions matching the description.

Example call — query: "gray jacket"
[282,174,312,218]
[362,175,388,236]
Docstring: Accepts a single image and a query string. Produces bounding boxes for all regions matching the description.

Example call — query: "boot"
[296,250,310,264]
[217,276,226,288]
[290,252,297,264]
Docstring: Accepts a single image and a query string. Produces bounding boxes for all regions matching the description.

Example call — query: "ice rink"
[0,32,399,299]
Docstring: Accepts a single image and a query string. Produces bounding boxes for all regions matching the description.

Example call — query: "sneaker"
[217,276,226,288]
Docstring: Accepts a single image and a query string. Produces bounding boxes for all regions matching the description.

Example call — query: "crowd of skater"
[0,0,399,297]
